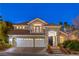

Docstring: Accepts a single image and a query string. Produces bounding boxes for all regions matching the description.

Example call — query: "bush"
[67,40,79,51]
[63,40,79,51]
[63,40,71,48]
[4,43,12,48]
[0,40,12,50]
[47,44,53,54]
[0,41,6,50]
[0,44,4,50]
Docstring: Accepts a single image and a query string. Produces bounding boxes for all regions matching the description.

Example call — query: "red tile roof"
[8,30,30,35]
[8,30,45,35]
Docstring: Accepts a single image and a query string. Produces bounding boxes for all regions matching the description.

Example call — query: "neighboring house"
[8,18,65,48]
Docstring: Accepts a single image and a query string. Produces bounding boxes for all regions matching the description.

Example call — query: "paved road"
[0,47,69,56]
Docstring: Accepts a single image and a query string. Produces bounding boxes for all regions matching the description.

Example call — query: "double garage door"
[16,38,45,47]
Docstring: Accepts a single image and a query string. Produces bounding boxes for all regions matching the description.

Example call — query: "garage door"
[16,38,33,47]
[35,38,45,47]
[15,38,45,47]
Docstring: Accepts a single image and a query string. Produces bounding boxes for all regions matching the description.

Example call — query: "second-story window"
[16,26,19,29]
[34,26,41,33]
[15,26,26,30]
[22,26,25,29]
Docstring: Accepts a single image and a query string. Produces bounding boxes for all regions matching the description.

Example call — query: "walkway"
[48,48,66,56]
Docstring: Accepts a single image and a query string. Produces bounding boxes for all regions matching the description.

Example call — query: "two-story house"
[8,18,65,48]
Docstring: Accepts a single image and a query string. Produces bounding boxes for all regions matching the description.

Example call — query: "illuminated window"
[19,26,22,29]
[36,38,40,40]
[23,26,25,29]
[17,26,19,29]
[29,38,33,40]
[34,26,41,33]
[60,36,64,43]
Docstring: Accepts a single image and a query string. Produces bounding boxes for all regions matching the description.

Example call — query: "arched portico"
[48,30,58,48]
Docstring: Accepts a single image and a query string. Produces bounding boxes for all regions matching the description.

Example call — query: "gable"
[27,18,48,25]
[59,31,68,36]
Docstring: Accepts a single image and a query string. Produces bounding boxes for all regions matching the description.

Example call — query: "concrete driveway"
[0,47,68,56]
[2,47,48,56]
[5,47,46,53]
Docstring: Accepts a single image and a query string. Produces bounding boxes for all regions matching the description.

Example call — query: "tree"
[59,22,63,30]
[0,16,13,43]
[73,16,79,29]
[63,22,70,31]
[70,25,75,31]
[59,22,63,25]
[64,22,68,28]
[0,16,3,21]
[72,16,79,40]
[4,21,13,34]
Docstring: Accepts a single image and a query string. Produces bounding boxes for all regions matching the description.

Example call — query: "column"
[45,34,48,48]
[56,36,57,47]
[9,36,13,45]
[53,36,55,47]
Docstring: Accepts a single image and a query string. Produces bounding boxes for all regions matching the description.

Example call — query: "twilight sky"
[0,3,79,25]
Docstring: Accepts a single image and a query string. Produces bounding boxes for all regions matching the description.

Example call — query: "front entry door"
[52,36,57,47]
[48,36,58,47]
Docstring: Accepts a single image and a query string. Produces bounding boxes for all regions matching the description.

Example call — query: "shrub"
[4,43,12,48]
[67,40,79,51]
[47,44,53,54]
[63,40,72,48]
[0,40,12,50]
[0,41,6,50]
[63,40,79,51]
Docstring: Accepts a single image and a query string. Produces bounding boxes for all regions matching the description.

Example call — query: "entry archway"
[48,30,58,47]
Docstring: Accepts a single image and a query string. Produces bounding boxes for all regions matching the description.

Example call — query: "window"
[60,36,64,43]
[34,26,41,33]
[23,26,25,29]
[16,26,21,29]
[15,25,26,29]
[19,26,22,29]
[17,26,19,29]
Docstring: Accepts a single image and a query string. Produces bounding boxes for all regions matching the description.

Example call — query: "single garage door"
[16,38,33,47]
[35,38,45,47]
